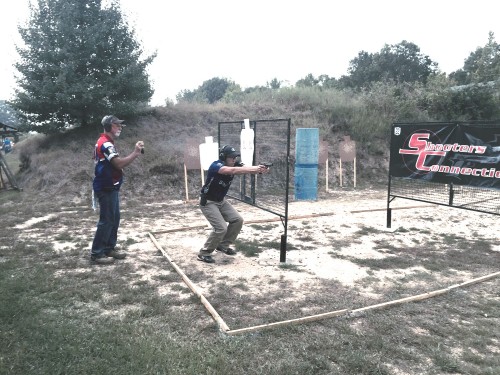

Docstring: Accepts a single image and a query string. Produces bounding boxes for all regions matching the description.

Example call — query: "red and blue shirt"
[93,134,122,192]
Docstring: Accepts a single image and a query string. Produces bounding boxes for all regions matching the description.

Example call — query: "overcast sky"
[1,0,499,106]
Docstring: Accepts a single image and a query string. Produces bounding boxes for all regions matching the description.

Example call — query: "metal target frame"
[218,119,291,262]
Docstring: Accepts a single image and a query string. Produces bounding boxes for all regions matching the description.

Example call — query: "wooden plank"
[351,271,500,315]
[226,309,349,336]
[152,205,434,235]
[147,232,230,332]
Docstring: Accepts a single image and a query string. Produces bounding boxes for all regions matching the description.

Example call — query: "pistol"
[260,162,273,169]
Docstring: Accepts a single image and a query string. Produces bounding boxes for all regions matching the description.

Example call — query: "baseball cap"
[221,145,240,158]
[227,149,240,158]
[101,115,126,128]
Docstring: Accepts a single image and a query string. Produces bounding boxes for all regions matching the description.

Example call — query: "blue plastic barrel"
[295,128,319,200]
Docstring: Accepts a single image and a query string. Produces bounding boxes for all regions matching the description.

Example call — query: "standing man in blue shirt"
[198,145,270,263]
[3,138,12,153]
[91,115,144,265]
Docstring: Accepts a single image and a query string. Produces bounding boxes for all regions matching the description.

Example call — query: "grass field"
[0,188,499,375]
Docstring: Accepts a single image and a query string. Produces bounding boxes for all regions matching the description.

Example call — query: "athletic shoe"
[197,254,215,263]
[107,250,126,259]
[91,255,115,265]
[216,246,236,255]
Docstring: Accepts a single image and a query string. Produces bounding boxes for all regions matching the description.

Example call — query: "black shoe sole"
[107,255,126,259]
[216,248,236,255]
[197,255,215,263]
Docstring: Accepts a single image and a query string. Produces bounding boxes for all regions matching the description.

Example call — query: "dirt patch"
[134,189,499,303]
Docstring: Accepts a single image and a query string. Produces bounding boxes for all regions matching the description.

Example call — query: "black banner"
[389,122,500,190]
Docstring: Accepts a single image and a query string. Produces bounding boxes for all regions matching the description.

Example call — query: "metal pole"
[280,118,291,262]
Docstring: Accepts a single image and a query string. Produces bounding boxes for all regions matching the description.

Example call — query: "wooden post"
[339,159,343,187]
[354,157,357,188]
[184,163,189,202]
[325,158,329,192]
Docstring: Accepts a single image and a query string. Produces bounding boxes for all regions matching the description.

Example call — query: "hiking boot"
[197,254,215,263]
[91,255,115,265]
[107,250,127,259]
[216,246,236,255]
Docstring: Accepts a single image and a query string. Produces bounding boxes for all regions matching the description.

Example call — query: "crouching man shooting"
[198,145,270,264]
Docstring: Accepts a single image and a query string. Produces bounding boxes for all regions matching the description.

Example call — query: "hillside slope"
[9,100,390,204]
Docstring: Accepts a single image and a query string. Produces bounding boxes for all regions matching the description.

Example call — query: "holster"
[200,193,208,206]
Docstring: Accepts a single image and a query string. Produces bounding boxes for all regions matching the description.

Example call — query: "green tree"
[266,78,281,89]
[13,0,155,133]
[449,31,500,85]
[0,101,21,128]
[340,41,438,89]
[317,74,338,89]
[175,89,197,103]
[199,77,233,104]
[295,74,337,89]
[427,81,500,121]
[338,51,377,88]
[296,73,319,87]
[177,77,235,104]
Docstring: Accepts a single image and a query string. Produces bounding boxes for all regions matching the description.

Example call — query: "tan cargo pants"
[199,199,243,255]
